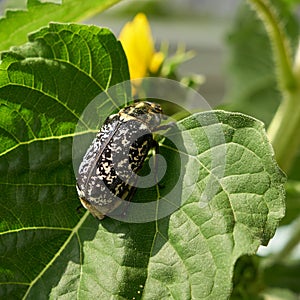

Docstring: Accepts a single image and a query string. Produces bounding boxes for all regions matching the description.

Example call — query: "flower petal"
[149,51,164,74]
[119,13,155,79]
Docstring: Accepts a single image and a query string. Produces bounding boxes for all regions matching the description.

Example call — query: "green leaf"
[263,261,300,294]
[0,23,285,299]
[0,0,122,52]
[0,22,130,298]
[224,0,299,125]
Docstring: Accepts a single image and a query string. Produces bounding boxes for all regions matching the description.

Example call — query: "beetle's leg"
[156,121,176,132]
[126,186,138,202]
[76,204,85,215]
[153,139,159,155]
[116,186,137,218]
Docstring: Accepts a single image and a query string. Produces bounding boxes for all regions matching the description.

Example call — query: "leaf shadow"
[93,124,185,299]
[45,123,186,299]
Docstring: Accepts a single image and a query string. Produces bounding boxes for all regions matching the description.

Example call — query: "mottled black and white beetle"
[76,101,164,219]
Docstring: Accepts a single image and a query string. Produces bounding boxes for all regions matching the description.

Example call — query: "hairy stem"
[247,0,296,91]
[247,0,300,172]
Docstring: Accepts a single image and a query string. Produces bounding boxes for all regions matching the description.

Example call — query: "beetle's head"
[122,101,164,131]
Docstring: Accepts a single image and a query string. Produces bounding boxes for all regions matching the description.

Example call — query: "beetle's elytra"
[76,101,164,219]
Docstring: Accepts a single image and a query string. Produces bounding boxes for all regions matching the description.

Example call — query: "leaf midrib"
[21,211,90,299]
[0,130,97,157]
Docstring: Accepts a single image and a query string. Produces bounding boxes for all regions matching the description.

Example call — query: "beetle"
[76,101,164,219]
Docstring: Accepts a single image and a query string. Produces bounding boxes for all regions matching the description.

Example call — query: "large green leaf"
[0,23,285,299]
[0,0,122,52]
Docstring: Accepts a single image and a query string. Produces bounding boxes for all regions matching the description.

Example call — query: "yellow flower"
[119,13,164,80]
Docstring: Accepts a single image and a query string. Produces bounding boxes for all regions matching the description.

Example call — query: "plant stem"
[247,0,296,92]
[267,78,300,172]
[247,0,300,173]
[267,40,300,172]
